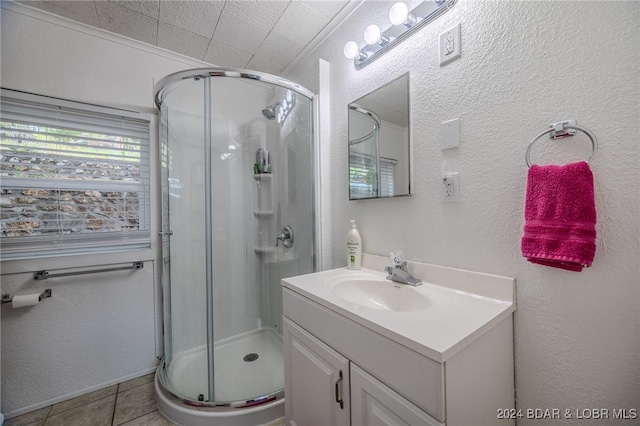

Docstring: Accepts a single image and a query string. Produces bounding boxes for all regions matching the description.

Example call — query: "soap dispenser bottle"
[347,220,362,270]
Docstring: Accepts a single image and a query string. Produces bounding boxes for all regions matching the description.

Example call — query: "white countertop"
[282,254,515,363]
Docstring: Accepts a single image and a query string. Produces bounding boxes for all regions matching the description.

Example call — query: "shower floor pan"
[163,326,284,403]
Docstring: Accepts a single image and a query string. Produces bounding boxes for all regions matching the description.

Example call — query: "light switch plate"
[441,118,460,150]
[439,23,461,66]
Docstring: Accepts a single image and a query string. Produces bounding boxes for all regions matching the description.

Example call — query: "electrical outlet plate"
[442,173,459,202]
[439,23,461,66]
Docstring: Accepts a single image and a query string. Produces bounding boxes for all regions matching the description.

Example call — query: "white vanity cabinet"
[282,258,516,426]
[283,317,350,426]
[350,364,442,426]
[283,288,444,426]
[283,315,439,426]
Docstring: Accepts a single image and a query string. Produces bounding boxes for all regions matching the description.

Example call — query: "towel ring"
[525,121,598,167]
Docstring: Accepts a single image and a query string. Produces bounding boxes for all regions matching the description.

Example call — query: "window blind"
[379,158,397,197]
[0,89,151,259]
[349,153,396,198]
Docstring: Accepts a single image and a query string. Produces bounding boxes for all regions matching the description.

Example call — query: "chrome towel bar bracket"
[525,120,598,167]
[33,261,144,281]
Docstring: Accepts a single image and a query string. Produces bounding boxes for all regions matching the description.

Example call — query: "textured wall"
[0,4,203,112]
[289,0,639,422]
[0,4,209,416]
[1,0,638,421]
[1,265,157,415]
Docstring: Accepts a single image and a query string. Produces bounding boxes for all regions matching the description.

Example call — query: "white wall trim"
[317,59,332,270]
[2,1,212,69]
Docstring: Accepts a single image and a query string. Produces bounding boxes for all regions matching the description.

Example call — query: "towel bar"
[525,120,598,167]
[33,261,143,281]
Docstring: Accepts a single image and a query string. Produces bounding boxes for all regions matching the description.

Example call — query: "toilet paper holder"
[1,289,52,304]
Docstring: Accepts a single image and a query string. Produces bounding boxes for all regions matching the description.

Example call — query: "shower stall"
[153,68,315,425]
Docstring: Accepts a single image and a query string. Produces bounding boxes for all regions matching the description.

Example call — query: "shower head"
[262,104,278,120]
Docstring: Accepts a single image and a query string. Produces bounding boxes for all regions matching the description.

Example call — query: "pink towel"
[521,161,596,271]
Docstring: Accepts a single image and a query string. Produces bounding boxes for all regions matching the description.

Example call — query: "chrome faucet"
[276,225,294,248]
[385,250,422,286]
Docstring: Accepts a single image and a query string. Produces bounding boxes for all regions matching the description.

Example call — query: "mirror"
[349,73,410,200]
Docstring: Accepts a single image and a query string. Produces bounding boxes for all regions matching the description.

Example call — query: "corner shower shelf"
[254,210,274,216]
[265,253,298,265]
[253,246,298,265]
[253,173,272,180]
[254,246,277,254]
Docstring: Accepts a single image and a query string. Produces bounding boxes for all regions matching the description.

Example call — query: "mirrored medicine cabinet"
[348,73,411,200]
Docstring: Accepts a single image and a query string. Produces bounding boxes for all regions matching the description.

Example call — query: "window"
[0,89,151,260]
[349,153,396,198]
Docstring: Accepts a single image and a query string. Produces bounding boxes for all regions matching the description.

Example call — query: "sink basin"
[331,278,431,312]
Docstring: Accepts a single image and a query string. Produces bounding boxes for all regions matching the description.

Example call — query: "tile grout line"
[38,387,117,422]
[117,410,161,426]
[43,405,53,425]
[8,375,157,426]
[111,383,121,426]
[112,378,159,426]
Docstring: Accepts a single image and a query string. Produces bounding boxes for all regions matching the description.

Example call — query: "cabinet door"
[283,317,350,426]
[351,364,444,426]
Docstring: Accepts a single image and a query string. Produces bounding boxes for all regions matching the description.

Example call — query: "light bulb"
[389,2,417,27]
[364,24,382,45]
[389,2,409,26]
[343,41,360,59]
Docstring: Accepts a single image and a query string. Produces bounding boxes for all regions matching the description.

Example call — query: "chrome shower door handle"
[276,225,294,248]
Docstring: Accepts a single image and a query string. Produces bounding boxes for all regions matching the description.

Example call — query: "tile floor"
[5,374,168,426]
[5,373,285,426]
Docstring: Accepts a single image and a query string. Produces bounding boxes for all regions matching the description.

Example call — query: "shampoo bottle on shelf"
[346,220,362,270]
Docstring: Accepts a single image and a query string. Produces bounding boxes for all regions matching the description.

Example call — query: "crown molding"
[2,1,212,68]
[282,0,365,77]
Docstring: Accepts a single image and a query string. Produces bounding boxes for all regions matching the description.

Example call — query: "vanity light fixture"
[345,0,457,70]
[276,90,296,124]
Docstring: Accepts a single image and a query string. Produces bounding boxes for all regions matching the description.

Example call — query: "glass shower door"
[160,78,211,401]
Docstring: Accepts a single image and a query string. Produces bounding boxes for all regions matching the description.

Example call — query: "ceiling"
[17,0,355,75]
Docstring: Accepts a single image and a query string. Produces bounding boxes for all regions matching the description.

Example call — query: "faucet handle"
[389,250,406,269]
